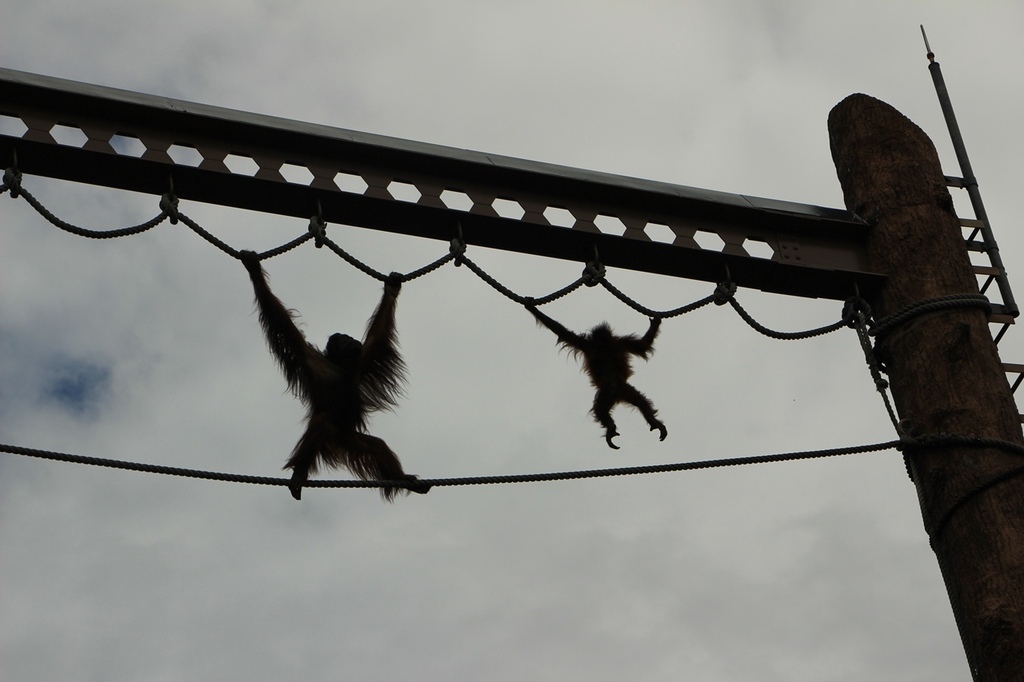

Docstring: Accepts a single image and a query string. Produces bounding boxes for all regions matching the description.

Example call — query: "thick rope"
[0,440,900,491]
[928,464,1024,548]
[871,293,992,342]
[401,250,458,282]
[3,170,884,337]
[600,279,717,319]
[256,232,314,260]
[727,296,847,340]
[849,300,901,430]
[321,234,389,281]
[177,210,240,257]
[458,254,532,305]
[10,176,169,238]
[900,433,1024,547]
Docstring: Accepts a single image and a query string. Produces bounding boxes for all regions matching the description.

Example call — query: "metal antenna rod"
[921,26,1018,316]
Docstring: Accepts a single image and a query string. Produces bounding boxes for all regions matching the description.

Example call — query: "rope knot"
[159,193,180,225]
[449,236,466,266]
[384,271,404,295]
[842,296,873,329]
[713,281,737,305]
[3,167,22,199]
[308,214,326,248]
[582,260,605,287]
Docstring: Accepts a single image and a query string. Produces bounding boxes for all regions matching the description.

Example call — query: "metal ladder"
[922,27,1024,414]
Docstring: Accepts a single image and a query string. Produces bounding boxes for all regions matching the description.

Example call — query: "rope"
[849,300,901,430]
[900,433,1024,547]
[177,210,240,257]
[256,232,314,260]
[458,254,534,305]
[321,234,389,281]
[928,464,1024,547]
[727,296,848,340]
[3,167,20,197]
[11,171,1024,519]
[0,439,900,490]
[872,293,992,342]
[401,249,458,282]
[11,176,169,238]
[4,169,884,338]
[600,279,717,319]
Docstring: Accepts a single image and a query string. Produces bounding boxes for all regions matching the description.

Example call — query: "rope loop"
[872,293,992,341]
[3,167,22,198]
[159,193,180,225]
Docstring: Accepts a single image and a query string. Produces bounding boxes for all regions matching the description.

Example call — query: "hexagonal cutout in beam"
[594,214,626,236]
[692,230,726,251]
[644,222,675,244]
[279,162,314,185]
[492,197,525,220]
[334,172,368,194]
[388,181,421,203]
[167,144,204,167]
[0,114,28,137]
[109,133,146,157]
[440,189,474,211]
[224,153,260,176]
[544,206,575,228]
[50,124,88,147]
[743,238,775,259]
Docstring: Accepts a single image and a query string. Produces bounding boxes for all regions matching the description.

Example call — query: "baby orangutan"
[528,306,667,449]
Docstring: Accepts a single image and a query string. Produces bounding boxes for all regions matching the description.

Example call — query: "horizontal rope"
[0,440,900,491]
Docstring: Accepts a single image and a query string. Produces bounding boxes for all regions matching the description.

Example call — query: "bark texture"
[829,93,1024,681]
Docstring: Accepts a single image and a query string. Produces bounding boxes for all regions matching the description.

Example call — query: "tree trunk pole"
[829,93,1024,680]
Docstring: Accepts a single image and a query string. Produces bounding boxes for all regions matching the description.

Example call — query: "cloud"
[2,2,1022,680]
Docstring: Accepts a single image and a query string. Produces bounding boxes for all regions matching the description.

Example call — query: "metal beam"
[0,67,883,301]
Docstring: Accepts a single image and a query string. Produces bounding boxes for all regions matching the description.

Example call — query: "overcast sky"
[2,2,1023,680]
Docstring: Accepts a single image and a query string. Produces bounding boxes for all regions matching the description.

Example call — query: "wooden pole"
[829,93,1024,681]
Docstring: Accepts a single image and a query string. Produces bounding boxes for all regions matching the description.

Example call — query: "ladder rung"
[1004,363,1024,373]
[960,218,986,229]
[974,265,1002,276]
[945,175,966,188]
[966,241,989,253]
[990,313,1016,326]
